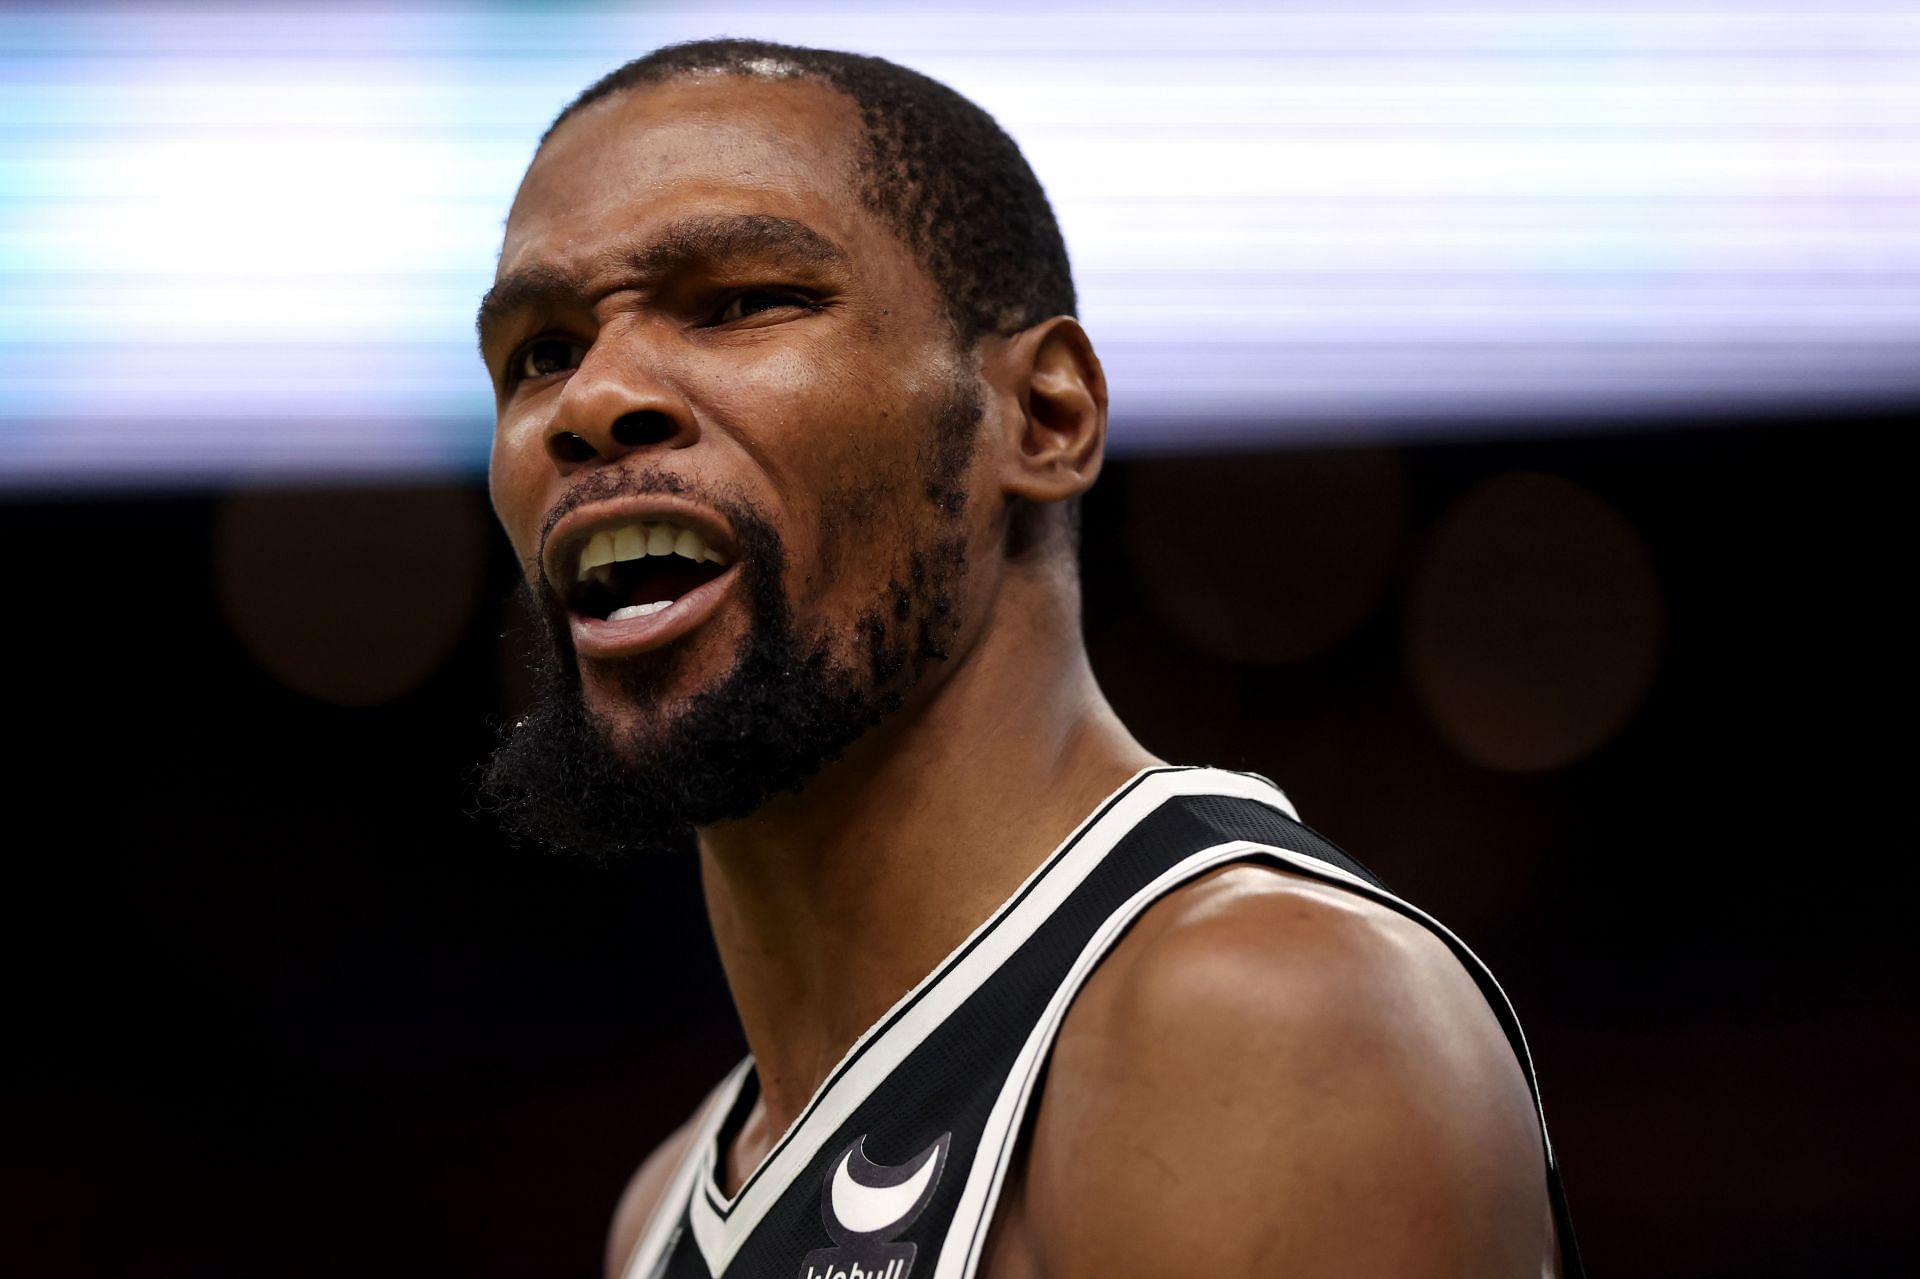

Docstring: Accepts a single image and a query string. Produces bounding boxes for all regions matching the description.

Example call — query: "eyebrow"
[475,213,850,352]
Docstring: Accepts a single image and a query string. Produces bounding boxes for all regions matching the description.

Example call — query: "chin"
[573,620,737,725]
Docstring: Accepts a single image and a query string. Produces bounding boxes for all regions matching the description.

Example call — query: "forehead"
[499,74,880,282]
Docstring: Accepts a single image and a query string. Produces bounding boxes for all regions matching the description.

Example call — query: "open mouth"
[565,518,734,622]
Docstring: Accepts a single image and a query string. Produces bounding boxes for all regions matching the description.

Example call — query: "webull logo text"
[800,1260,909,1279]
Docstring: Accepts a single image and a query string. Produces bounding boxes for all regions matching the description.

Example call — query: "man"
[477,38,1581,1279]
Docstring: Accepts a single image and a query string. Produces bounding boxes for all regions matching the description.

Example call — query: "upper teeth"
[576,520,729,581]
[568,518,725,576]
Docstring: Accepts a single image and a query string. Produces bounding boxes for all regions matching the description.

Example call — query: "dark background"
[5,413,1912,1277]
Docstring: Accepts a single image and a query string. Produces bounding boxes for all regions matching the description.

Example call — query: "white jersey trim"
[621,1057,753,1279]
[680,766,1297,1276]
[933,837,1559,1279]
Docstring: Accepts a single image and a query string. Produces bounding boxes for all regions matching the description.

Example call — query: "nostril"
[611,410,676,448]
[548,431,597,464]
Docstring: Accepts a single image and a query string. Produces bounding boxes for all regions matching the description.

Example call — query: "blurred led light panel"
[3,2,1917,487]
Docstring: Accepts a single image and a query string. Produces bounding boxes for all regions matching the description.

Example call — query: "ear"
[986,316,1109,507]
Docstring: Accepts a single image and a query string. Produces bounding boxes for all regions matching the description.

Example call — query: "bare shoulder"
[604,1115,700,1279]
[1012,863,1556,1278]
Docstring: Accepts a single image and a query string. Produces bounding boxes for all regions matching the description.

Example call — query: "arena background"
[4,4,1913,1275]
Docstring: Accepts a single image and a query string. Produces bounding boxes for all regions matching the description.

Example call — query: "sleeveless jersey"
[621,766,1584,1279]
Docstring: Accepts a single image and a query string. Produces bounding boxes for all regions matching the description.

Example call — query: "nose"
[543,328,698,471]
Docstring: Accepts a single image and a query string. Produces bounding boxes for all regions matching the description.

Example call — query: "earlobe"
[995,316,1108,506]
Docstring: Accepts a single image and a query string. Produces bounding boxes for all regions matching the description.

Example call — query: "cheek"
[703,341,870,447]
[487,420,547,572]
[695,342,930,572]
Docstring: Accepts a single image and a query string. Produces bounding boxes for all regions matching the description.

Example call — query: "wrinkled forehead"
[499,74,880,279]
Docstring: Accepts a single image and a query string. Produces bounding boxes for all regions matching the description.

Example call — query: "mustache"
[534,465,696,570]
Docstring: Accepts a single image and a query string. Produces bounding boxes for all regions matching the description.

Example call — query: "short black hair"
[542,38,1077,346]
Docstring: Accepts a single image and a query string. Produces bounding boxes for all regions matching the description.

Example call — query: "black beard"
[478,393,975,862]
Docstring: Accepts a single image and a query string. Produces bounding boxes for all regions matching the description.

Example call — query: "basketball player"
[476,39,1582,1279]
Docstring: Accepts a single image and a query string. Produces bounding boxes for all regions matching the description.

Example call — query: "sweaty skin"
[483,74,1559,1279]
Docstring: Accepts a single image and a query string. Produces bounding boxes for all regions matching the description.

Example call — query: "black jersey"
[620,766,1583,1279]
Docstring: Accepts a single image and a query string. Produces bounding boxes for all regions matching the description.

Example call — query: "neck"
[694,572,1157,1177]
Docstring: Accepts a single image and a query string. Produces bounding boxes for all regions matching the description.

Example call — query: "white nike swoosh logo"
[828,1138,942,1236]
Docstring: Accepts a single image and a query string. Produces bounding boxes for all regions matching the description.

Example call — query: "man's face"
[476,75,991,856]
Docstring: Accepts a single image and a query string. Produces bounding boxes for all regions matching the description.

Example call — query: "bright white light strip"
[2,2,1917,486]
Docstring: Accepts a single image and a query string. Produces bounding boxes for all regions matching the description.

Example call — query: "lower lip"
[568,564,741,660]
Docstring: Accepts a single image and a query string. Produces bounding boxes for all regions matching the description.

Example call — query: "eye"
[713,289,820,325]
[511,337,585,385]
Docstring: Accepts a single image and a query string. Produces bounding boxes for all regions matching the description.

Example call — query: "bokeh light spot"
[215,485,489,706]
[1406,471,1663,771]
